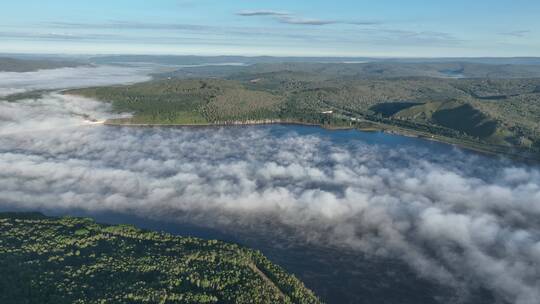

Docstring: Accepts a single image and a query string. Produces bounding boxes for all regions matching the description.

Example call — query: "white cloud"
[0,93,124,135]
[0,65,152,97]
[237,10,290,17]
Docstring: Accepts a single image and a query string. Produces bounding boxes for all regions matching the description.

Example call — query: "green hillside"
[0,212,320,304]
[392,101,499,138]
[0,57,82,72]
[69,79,283,124]
[68,63,540,159]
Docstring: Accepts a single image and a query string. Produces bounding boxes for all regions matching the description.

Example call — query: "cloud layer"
[0,65,152,97]
[1,68,540,304]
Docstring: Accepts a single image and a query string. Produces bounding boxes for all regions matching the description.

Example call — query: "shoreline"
[102,119,539,163]
[103,119,370,131]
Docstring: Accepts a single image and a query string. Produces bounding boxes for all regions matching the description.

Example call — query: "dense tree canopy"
[0,213,320,304]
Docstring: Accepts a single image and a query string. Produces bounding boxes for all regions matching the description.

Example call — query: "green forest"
[67,62,540,160]
[0,212,320,304]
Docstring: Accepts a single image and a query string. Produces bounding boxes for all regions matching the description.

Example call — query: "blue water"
[268,124,449,149]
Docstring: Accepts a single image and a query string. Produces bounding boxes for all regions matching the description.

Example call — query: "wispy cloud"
[0,31,116,41]
[48,21,212,31]
[7,18,459,55]
[278,16,336,26]
[378,29,461,44]
[237,9,378,27]
[41,21,330,44]
[237,10,289,17]
[499,30,531,37]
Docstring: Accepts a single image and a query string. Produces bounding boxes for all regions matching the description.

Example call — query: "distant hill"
[0,212,320,304]
[89,55,372,66]
[91,54,540,67]
[0,57,82,72]
[159,61,540,80]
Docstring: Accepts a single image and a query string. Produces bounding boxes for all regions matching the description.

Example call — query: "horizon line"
[1,52,540,60]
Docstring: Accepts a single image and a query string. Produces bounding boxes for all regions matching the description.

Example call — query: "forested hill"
[0,212,320,304]
[0,57,82,72]
[69,66,540,160]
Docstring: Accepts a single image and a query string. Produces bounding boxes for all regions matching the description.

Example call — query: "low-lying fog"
[0,65,152,97]
[0,65,539,304]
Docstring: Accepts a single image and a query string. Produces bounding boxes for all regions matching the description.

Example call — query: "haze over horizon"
[1,0,539,57]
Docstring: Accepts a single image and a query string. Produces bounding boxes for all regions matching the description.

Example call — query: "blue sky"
[1,0,539,57]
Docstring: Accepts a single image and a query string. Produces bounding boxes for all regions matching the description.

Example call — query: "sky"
[0,0,539,57]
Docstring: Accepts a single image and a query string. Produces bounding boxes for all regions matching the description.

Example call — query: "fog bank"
[0,65,152,97]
